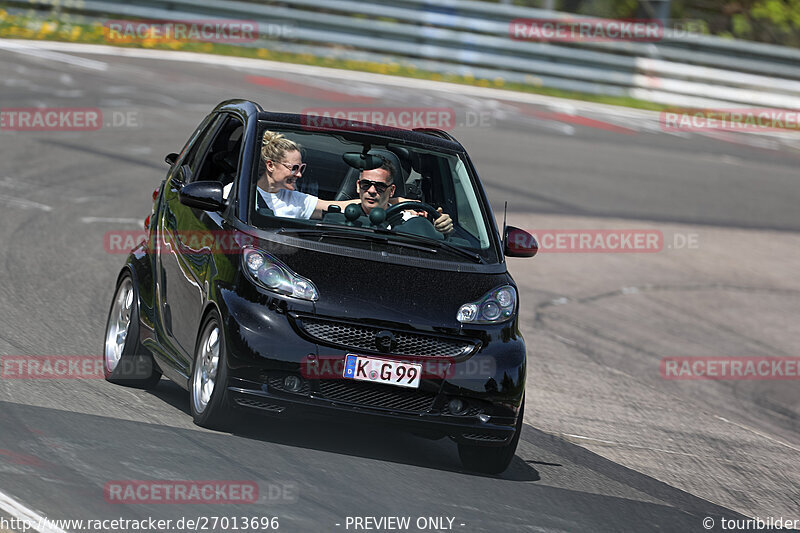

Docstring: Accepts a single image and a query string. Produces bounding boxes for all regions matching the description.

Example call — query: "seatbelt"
[405,175,424,200]
[255,188,275,216]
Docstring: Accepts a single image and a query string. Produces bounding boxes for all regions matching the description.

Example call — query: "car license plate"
[343,354,421,389]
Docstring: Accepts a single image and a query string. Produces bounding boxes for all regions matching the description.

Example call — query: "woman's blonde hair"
[261,130,300,165]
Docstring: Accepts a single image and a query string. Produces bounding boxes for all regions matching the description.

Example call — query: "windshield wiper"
[278,227,438,253]
[279,225,485,263]
[391,232,485,263]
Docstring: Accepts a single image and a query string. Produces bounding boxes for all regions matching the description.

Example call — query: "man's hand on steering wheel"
[384,201,454,235]
[433,208,454,234]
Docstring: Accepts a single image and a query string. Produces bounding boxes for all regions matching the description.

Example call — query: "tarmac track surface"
[0,42,798,533]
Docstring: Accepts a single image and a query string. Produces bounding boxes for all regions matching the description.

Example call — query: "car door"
[157,113,235,366]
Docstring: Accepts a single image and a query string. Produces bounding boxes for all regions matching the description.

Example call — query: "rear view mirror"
[342,152,385,170]
[179,181,224,211]
[504,226,537,258]
[165,152,178,166]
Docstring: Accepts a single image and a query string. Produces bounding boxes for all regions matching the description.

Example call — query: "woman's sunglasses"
[276,161,307,175]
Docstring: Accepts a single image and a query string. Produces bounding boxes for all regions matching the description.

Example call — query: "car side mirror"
[165,152,178,166]
[179,181,225,211]
[504,226,537,258]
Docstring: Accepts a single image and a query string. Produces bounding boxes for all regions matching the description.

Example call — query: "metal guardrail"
[5,0,800,109]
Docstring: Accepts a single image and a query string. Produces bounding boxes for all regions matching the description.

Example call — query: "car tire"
[103,273,162,389]
[457,398,524,475]
[190,311,233,430]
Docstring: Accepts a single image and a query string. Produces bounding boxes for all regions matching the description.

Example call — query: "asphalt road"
[0,41,798,533]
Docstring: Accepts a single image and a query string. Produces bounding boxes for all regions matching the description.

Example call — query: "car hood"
[271,241,510,327]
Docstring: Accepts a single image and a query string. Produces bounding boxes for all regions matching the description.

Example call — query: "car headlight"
[242,247,319,301]
[457,285,516,324]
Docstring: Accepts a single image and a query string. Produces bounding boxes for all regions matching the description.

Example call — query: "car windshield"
[247,123,499,263]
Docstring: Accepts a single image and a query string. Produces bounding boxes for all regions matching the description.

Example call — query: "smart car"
[103,99,537,474]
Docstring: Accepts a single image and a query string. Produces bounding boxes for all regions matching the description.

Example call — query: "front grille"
[318,380,435,413]
[463,433,508,442]
[298,317,476,358]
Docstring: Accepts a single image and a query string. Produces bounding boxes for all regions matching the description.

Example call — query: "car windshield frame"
[241,121,503,265]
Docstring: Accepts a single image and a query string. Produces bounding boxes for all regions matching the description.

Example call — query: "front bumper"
[219,289,526,446]
[227,375,518,446]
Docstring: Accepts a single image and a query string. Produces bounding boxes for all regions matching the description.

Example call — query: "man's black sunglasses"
[358,179,392,194]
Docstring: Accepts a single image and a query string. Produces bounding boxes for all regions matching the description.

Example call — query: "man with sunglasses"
[356,161,453,235]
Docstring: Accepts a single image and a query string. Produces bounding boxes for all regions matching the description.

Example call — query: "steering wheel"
[384,201,441,228]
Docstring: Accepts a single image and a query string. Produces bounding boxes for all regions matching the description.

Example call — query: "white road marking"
[714,416,800,453]
[561,433,700,457]
[0,489,69,533]
[99,99,133,107]
[720,155,743,165]
[698,130,781,150]
[81,216,141,224]
[124,146,153,155]
[0,195,52,212]
[563,433,617,445]
[520,115,575,136]
[102,85,136,94]
[313,76,384,98]
[150,93,182,106]
[564,416,800,456]
[2,78,33,88]
[547,102,577,115]
[553,334,578,347]
[0,40,107,71]
[0,177,22,189]
[53,89,84,98]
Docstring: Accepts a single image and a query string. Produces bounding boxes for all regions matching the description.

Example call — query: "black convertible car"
[103,99,537,474]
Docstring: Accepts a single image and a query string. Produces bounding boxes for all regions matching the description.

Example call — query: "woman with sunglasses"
[250,130,322,219]
[254,130,376,219]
